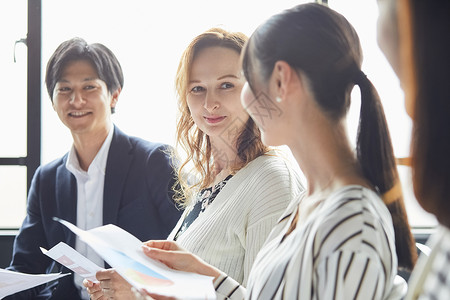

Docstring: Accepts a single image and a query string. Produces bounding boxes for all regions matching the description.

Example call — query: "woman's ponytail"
[355,71,417,270]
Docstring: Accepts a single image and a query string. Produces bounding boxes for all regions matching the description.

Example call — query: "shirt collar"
[66,126,115,177]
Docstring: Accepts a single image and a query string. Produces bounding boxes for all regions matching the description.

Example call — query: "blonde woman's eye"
[221,83,234,89]
[191,86,205,93]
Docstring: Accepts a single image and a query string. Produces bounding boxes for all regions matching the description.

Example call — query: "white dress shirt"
[66,127,114,299]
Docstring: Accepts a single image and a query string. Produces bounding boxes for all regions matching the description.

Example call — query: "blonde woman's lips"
[204,116,226,124]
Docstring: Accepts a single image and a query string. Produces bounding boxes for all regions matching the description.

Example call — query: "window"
[1,0,436,229]
[0,0,28,228]
[40,0,311,162]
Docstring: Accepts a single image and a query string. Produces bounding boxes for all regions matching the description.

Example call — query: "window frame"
[0,0,41,200]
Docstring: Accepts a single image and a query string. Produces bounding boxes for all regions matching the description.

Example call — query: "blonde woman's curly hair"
[173,28,268,206]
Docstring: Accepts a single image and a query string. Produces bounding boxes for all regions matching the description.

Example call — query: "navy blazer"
[6,126,182,299]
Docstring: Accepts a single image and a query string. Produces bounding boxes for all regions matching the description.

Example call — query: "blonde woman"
[85,28,303,299]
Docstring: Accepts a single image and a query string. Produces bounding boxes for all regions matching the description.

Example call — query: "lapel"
[55,155,78,247]
[103,126,133,225]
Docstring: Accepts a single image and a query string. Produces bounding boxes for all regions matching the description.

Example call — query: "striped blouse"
[214,185,407,299]
[405,225,450,300]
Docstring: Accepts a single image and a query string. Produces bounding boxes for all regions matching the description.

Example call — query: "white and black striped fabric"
[215,185,407,300]
[406,225,450,300]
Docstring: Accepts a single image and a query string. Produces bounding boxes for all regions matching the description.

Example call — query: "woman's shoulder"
[317,185,390,224]
[252,149,289,164]
[323,185,383,210]
[232,150,304,198]
[244,150,300,177]
[312,185,394,251]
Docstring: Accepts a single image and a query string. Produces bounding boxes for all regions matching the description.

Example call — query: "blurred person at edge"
[377,0,450,299]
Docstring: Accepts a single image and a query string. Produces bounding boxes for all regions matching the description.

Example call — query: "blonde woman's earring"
[276,97,282,103]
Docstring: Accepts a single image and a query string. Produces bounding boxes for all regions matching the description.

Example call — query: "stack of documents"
[1,219,216,299]
[52,218,216,299]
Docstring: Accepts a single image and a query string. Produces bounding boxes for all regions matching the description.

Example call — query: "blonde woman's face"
[186,46,248,144]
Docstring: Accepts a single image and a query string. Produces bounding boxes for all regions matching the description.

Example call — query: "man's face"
[52,59,117,137]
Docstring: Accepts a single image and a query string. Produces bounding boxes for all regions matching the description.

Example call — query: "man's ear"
[111,88,121,108]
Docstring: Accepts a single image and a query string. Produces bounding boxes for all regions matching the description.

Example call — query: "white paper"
[54,217,216,299]
[40,242,103,283]
[0,268,69,299]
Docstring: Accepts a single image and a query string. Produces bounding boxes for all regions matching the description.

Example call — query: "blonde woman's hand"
[142,240,221,280]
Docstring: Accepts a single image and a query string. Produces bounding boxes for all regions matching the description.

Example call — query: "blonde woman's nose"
[203,92,219,112]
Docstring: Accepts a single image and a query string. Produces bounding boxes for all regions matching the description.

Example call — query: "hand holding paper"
[53,217,216,299]
[142,240,222,280]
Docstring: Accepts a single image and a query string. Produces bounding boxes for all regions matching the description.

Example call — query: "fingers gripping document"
[52,217,216,300]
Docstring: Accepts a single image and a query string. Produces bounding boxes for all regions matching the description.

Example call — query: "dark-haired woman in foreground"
[137,3,416,299]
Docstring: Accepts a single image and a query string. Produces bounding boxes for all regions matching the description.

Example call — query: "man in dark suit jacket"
[6,38,182,299]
